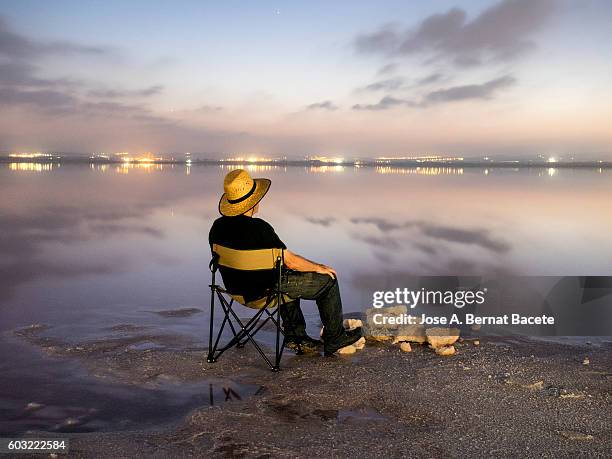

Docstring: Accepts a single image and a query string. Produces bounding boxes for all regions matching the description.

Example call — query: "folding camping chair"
[207,244,294,371]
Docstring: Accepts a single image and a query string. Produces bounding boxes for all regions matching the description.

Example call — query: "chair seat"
[218,287,293,309]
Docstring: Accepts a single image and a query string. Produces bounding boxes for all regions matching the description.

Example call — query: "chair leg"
[273,258,284,371]
[209,291,243,362]
[273,295,283,371]
[207,282,216,363]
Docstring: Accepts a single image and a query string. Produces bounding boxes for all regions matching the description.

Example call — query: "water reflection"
[9,162,57,172]
[90,164,109,172]
[375,166,464,175]
[115,163,165,174]
[219,164,284,173]
[1,164,611,335]
[307,165,345,173]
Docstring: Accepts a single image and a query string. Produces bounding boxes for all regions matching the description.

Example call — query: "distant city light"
[309,156,345,164]
[9,152,52,159]
[375,155,464,163]
[90,153,110,160]
[547,156,557,163]
[225,156,276,163]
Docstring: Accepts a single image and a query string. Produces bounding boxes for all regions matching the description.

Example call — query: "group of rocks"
[334,318,461,356]
[329,305,472,356]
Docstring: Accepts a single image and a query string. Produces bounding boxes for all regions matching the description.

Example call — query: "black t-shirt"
[209,216,286,301]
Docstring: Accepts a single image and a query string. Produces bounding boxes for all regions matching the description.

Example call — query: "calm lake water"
[1,162,611,433]
[2,163,611,332]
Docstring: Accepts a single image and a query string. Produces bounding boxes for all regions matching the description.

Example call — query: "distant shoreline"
[1,157,610,169]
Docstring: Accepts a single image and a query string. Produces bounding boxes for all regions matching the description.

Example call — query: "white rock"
[337,345,357,354]
[426,327,460,349]
[399,342,412,353]
[343,318,363,330]
[434,345,456,356]
[353,337,366,350]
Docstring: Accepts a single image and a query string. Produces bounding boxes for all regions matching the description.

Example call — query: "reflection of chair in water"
[207,244,293,371]
[208,384,241,406]
[223,387,241,401]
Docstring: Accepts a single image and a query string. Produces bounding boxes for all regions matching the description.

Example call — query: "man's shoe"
[286,335,322,354]
[323,327,362,356]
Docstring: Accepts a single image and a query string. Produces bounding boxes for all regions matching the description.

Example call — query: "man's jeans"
[278,269,345,343]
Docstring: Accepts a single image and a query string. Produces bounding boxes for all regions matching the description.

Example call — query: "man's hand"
[284,250,337,279]
[315,264,337,279]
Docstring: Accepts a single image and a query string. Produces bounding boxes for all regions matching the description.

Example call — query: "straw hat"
[218,169,271,216]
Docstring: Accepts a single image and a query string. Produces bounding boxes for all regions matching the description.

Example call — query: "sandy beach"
[10,323,612,458]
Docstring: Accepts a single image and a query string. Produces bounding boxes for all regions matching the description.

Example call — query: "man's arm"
[284,249,337,279]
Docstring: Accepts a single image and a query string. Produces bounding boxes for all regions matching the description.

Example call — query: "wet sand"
[10,325,612,458]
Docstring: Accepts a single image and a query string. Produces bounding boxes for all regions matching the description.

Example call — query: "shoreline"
[6,324,612,457]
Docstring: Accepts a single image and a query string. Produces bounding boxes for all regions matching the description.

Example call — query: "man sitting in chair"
[209,169,362,356]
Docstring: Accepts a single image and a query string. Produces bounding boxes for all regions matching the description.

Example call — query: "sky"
[1,0,611,158]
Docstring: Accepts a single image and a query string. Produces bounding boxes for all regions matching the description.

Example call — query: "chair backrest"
[211,244,285,308]
[212,244,284,271]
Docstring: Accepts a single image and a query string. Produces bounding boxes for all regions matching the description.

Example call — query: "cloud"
[306,100,338,111]
[352,95,414,111]
[350,217,405,232]
[352,75,516,110]
[0,87,77,109]
[354,73,443,98]
[352,234,403,250]
[0,16,261,155]
[88,223,164,238]
[305,217,336,227]
[0,16,160,119]
[377,63,398,75]
[415,73,442,86]
[88,85,164,99]
[355,22,400,54]
[424,75,516,104]
[355,0,555,66]
[357,77,404,92]
[0,15,110,60]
